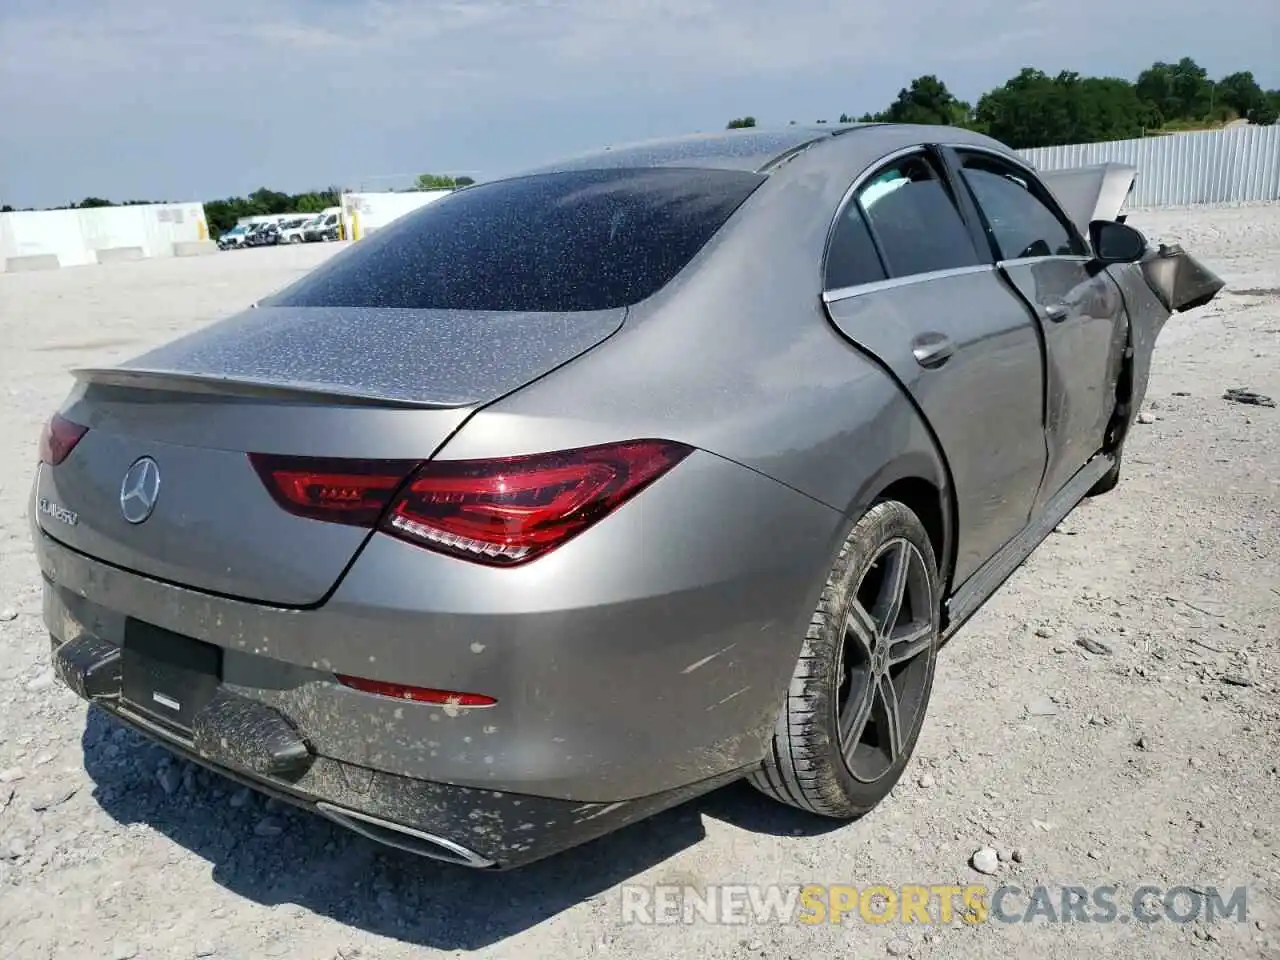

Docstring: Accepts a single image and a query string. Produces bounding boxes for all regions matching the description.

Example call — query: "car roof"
[522,124,883,175]
[513,122,1029,182]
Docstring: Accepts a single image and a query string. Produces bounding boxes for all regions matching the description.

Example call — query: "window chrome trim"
[822,263,995,304]
[822,144,984,297]
[935,141,1038,177]
[939,142,1091,257]
[996,255,1093,269]
[827,144,932,227]
[822,144,939,288]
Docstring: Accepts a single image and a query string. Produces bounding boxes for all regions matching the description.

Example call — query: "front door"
[945,148,1128,508]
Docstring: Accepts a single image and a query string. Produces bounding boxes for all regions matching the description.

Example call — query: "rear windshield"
[264,167,765,312]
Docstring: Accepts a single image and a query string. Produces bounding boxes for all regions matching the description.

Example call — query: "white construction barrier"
[173,240,219,257]
[340,190,452,242]
[0,202,211,272]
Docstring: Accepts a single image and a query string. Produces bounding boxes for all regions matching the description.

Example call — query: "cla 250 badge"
[38,497,78,527]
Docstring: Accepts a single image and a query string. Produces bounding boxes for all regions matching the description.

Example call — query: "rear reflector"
[248,439,692,566]
[336,675,497,707]
[39,414,89,466]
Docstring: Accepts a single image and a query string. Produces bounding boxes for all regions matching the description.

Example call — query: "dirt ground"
[0,206,1277,960]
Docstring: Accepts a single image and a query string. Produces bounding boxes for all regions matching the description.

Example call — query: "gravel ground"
[1,206,1277,960]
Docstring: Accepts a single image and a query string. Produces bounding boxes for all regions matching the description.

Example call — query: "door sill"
[943,453,1115,639]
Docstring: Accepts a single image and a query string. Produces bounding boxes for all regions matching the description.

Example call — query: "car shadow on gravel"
[81,707,842,950]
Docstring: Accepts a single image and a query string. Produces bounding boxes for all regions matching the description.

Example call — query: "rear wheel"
[749,500,941,818]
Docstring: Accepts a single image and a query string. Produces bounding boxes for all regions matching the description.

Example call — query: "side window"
[957,153,1088,260]
[825,203,887,290]
[855,153,980,278]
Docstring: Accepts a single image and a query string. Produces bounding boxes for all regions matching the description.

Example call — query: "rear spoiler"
[1035,162,1137,232]
[70,366,455,409]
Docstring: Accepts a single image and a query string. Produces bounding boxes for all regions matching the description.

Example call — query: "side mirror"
[1089,219,1148,265]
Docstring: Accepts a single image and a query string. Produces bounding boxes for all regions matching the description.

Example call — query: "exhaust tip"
[315,802,496,869]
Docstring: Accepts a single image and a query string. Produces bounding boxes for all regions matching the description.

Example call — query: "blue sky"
[1,0,1277,208]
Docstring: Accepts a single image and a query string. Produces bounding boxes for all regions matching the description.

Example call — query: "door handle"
[1042,303,1069,322]
[911,332,955,368]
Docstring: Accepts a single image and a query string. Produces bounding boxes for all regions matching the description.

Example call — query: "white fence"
[1021,124,1280,208]
[0,203,214,272]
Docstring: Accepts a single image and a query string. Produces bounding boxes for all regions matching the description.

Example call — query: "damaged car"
[30,124,1223,869]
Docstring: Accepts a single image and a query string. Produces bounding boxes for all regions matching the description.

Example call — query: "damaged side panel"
[1141,244,1227,315]
[1110,244,1225,427]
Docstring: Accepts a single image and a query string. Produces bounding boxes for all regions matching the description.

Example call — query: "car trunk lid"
[36,304,624,606]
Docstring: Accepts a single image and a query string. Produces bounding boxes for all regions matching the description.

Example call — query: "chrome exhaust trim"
[315,802,496,868]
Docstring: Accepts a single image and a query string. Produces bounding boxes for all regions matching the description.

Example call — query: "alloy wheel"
[836,537,937,784]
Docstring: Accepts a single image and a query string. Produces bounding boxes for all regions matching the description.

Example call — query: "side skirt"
[941,452,1116,640]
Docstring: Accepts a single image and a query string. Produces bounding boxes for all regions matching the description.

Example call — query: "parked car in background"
[304,210,341,242]
[278,217,311,244]
[31,124,1223,871]
[216,224,250,250]
[297,214,324,241]
[244,222,279,247]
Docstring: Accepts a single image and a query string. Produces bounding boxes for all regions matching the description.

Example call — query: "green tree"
[245,187,293,214]
[1136,57,1215,122]
[1135,61,1177,120]
[725,116,757,129]
[1217,71,1267,119]
[882,75,971,126]
[1170,57,1215,119]
[415,173,458,189]
[975,68,1155,148]
[1251,91,1280,125]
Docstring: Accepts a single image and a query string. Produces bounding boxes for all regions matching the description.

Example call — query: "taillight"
[247,439,692,566]
[39,414,89,466]
[248,454,420,526]
[336,675,496,707]
[380,439,692,565]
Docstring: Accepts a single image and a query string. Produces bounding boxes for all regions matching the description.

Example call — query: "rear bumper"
[32,448,841,804]
[53,630,742,869]
[31,445,845,865]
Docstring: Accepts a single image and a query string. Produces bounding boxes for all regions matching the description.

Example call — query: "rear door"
[943,147,1128,509]
[821,147,1048,585]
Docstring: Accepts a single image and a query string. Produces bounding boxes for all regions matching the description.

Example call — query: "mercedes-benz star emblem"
[119,457,161,524]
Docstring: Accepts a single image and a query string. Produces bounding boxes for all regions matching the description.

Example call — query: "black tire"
[749,500,942,818]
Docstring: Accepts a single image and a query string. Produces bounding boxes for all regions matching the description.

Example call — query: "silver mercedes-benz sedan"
[30,123,1223,869]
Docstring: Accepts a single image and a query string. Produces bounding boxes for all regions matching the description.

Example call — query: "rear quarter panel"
[423,156,958,783]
